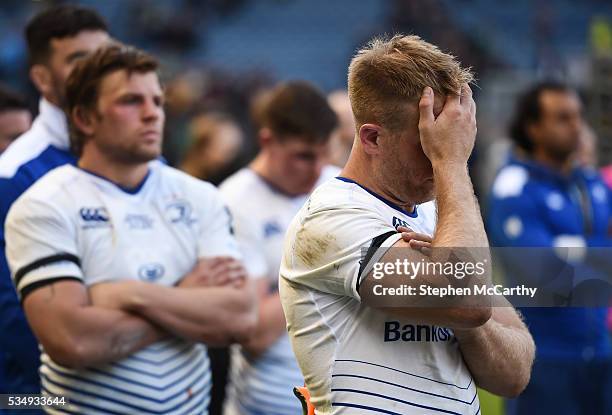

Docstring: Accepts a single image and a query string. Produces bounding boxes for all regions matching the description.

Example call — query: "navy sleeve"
[0,177,41,392]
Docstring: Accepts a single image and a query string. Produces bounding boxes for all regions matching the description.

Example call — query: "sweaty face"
[531,91,582,162]
[87,70,164,164]
[0,110,32,154]
[46,30,109,105]
[267,138,329,196]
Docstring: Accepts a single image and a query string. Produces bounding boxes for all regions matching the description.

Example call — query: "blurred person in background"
[488,81,612,415]
[326,89,355,167]
[0,5,109,395]
[5,43,257,414]
[219,80,338,415]
[0,84,31,154]
[180,111,247,415]
[181,112,245,186]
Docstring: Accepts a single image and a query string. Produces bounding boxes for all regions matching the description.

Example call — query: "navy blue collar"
[79,167,151,195]
[336,176,418,218]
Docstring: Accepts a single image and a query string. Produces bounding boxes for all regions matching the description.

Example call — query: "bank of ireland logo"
[166,200,196,226]
[138,263,165,282]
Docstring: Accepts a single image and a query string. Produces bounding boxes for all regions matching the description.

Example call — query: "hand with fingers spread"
[418,84,477,166]
[397,226,433,257]
[179,256,248,288]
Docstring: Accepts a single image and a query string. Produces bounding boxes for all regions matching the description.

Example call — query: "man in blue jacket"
[0,5,109,395]
[488,81,612,414]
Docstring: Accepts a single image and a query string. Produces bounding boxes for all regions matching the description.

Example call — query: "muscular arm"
[361,85,492,327]
[95,278,258,347]
[240,279,287,356]
[24,280,165,369]
[454,298,535,397]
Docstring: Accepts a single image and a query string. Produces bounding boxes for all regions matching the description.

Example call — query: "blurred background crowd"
[1,0,610,190]
[1,1,612,415]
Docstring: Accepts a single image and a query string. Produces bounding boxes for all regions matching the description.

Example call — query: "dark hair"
[25,5,108,66]
[252,81,338,144]
[0,84,29,113]
[509,81,571,153]
[65,43,159,156]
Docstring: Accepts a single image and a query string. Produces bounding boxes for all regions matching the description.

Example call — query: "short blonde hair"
[348,34,473,132]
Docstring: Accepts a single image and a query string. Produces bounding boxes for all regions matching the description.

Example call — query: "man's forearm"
[75,308,166,366]
[37,306,164,368]
[121,281,257,346]
[453,306,535,397]
[24,281,166,369]
[432,163,488,248]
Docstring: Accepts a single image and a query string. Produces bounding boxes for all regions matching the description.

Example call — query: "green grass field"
[478,389,505,415]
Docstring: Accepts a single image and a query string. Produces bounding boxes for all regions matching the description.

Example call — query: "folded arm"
[91,261,258,347]
[23,279,165,369]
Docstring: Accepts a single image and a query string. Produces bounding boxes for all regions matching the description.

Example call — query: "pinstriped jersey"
[279,177,480,415]
[5,161,241,414]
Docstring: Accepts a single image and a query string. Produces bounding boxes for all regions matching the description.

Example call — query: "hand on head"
[418,84,477,166]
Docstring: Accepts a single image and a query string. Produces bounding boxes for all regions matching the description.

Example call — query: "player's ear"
[526,122,541,145]
[258,127,274,147]
[30,64,53,99]
[359,123,382,155]
[72,106,95,137]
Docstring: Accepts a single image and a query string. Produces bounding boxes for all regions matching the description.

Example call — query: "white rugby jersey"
[279,177,480,415]
[219,166,339,415]
[5,161,241,415]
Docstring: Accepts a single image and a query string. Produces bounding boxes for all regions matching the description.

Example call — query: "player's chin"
[131,145,161,163]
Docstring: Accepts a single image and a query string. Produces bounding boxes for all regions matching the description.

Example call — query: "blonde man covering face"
[279,35,535,415]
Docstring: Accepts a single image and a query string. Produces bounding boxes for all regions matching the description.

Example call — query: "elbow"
[502,377,530,398]
[504,338,536,398]
[44,337,95,369]
[486,336,535,398]
[494,367,532,398]
[231,305,258,343]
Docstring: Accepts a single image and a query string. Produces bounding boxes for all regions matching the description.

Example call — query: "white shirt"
[5,161,240,415]
[219,166,339,415]
[279,177,480,415]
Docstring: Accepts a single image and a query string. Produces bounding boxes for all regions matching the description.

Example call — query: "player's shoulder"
[8,165,77,222]
[308,176,380,213]
[491,162,531,200]
[0,121,50,179]
[218,168,259,201]
[16,165,78,204]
